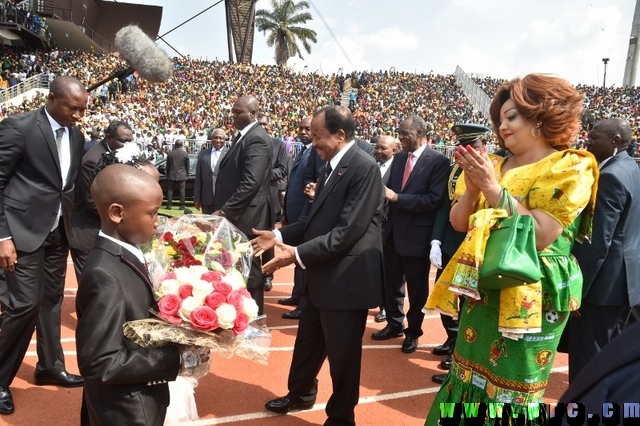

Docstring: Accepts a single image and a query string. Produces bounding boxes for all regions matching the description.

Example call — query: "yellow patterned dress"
[425,150,598,425]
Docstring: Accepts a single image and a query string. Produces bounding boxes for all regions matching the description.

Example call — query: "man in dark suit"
[0,76,87,415]
[371,115,450,354]
[213,95,272,316]
[165,140,190,210]
[253,106,384,425]
[83,129,100,154]
[429,123,491,384]
[278,116,313,319]
[569,118,640,382]
[77,164,205,425]
[257,113,290,292]
[194,128,227,214]
[372,135,398,323]
[69,120,132,280]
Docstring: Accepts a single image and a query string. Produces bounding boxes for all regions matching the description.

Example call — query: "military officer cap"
[451,123,491,146]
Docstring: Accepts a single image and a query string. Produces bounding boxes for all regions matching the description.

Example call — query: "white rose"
[191,279,214,300]
[175,267,197,284]
[189,265,209,277]
[156,279,181,299]
[180,296,203,321]
[241,297,259,322]
[222,270,245,290]
[215,303,237,329]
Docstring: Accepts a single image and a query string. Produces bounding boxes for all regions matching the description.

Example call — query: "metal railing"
[454,66,491,119]
[0,73,50,104]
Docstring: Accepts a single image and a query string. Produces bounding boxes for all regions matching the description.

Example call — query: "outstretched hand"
[262,243,296,274]
[250,228,276,257]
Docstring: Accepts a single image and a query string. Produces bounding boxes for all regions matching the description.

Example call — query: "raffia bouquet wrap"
[123,214,271,364]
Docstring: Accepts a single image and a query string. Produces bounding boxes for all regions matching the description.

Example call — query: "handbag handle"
[496,188,516,216]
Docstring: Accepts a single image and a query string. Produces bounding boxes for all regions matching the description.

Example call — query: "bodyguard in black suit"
[278,116,314,318]
[194,128,227,214]
[213,95,272,315]
[0,76,88,415]
[69,120,132,280]
[372,115,450,354]
[253,106,384,425]
[569,118,640,382]
[165,140,190,210]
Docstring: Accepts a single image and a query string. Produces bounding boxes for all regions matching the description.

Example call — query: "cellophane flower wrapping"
[123,214,271,364]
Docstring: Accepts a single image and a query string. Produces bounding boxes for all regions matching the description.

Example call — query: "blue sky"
[117,0,636,86]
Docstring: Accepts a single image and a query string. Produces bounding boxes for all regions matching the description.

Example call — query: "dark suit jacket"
[70,140,108,252]
[574,152,640,307]
[381,157,393,223]
[166,147,189,181]
[279,143,385,310]
[213,122,272,237]
[559,316,640,419]
[431,163,466,257]
[382,146,450,257]
[0,107,84,253]
[194,146,227,206]
[303,146,326,187]
[269,138,290,221]
[284,144,312,224]
[76,236,180,426]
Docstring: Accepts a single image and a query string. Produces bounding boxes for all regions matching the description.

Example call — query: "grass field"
[158,199,202,217]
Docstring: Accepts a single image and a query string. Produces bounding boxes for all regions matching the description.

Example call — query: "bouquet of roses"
[123,214,271,364]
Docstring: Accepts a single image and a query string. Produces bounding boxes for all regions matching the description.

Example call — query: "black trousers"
[287,301,368,426]
[166,179,186,208]
[383,237,430,338]
[568,302,635,382]
[0,222,68,386]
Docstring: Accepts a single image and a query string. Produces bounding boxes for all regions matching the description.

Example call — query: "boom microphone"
[86,25,174,92]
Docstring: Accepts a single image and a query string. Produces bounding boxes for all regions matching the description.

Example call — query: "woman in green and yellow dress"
[424,74,598,425]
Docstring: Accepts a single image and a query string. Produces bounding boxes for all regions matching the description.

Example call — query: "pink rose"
[190,306,219,331]
[213,279,232,296]
[159,271,177,281]
[233,312,249,335]
[204,292,226,310]
[178,285,193,299]
[157,294,181,323]
[201,271,224,284]
[226,290,244,311]
[238,289,251,299]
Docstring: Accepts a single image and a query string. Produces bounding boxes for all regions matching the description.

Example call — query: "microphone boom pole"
[86,66,134,93]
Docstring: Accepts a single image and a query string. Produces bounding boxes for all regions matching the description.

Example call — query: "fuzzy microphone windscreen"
[114,25,174,82]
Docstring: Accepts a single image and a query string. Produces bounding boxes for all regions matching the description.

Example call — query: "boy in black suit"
[76,164,208,426]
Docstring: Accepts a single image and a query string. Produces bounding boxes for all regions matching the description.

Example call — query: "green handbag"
[479,188,542,290]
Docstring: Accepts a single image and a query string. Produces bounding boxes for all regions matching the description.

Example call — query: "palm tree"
[255,0,318,67]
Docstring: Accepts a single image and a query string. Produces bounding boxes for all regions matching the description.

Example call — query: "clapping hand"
[250,229,276,257]
[262,243,296,274]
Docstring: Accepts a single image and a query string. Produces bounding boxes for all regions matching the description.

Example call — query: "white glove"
[429,240,443,269]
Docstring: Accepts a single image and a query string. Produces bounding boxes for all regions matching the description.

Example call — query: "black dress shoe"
[401,336,418,353]
[282,308,302,319]
[433,338,455,356]
[263,276,273,292]
[34,371,84,388]
[278,297,299,306]
[0,386,13,414]
[432,374,446,384]
[265,396,315,413]
[371,326,403,340]
[439,353,453,370]
[374,309,386,323]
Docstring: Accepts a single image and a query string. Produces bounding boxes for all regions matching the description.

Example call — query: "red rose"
[190,306,219,331]
[204,292,226,310]
[201,271,224,284]
[178,285,193,299]
[233,312,249,335]
[157,294,181,323]
[217,248,234,268]
[226,290,244,311]
[213,279,232,296]
[161,232,174,242]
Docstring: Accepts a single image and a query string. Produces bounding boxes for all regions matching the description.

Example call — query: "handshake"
[178,346,211,380]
